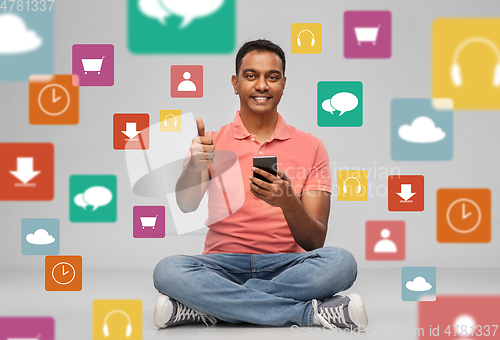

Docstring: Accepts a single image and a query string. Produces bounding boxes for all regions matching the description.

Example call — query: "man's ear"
[231,75,238,95]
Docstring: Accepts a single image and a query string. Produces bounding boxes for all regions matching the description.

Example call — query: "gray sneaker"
[312,293,368,331]
[153,294,217,328]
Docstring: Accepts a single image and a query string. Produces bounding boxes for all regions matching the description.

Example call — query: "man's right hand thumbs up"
[190,117,215,171]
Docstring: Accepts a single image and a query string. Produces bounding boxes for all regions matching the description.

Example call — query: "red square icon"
[418,296,500,339]
[170,65,203,98]
[0,143,54,201]
[113,113,149,150]
[365,220,405,261]
[388,175,424,211]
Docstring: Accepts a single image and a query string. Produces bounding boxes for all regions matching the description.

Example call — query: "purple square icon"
[344,11,391,59]
[0,317,55,340]
[72,44,114,86]
[133,206,165,238]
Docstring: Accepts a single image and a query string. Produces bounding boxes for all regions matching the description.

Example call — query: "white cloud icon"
[406,276,432,292]
[0,13,43,54]
[26,229,55,245]
[398,116,446,143]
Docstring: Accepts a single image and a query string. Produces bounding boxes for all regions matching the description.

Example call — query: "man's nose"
[254,76,269,91]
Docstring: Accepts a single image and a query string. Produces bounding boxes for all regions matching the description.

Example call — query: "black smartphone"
[253,156,277,183]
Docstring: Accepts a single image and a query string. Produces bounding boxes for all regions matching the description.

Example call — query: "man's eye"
[246,74,255,79]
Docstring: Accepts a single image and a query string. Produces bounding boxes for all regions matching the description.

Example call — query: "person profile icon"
[177,71,197,92]
[374,228,397,253]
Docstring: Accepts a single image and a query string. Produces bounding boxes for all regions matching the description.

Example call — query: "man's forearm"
[175,159,210,213]
[281,193,327,251]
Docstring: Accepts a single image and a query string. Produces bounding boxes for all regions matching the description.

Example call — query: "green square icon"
[69,175,117,223]
[317,81,363,127]
[127,0,236,54]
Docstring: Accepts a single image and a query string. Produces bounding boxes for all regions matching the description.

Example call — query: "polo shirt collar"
[233,111,290,141]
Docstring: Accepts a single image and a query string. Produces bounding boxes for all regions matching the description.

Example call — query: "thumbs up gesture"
[190,118,215,172]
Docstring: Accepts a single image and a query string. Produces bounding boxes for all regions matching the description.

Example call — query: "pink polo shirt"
[185,111,332,255]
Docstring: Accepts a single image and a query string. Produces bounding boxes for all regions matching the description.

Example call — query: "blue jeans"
[153,246,358,327]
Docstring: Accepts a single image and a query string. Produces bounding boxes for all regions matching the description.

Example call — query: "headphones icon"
[343,177,362,194]
[451,36,500,87]
[163,114,178,127]
[103,310,132,337]
[297,30,315,47]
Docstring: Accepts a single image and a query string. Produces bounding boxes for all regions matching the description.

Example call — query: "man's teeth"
[254,97,268,100]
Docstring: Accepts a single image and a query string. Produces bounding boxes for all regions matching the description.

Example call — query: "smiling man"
[152,39,368,330]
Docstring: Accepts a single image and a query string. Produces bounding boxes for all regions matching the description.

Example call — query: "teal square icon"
[69,175,117,223]
[402,267,436,301]
[317,81,363,127]
[391,98,453,161]
[21,218,60,255]
[0,10,54,81]
[127,0,236,54]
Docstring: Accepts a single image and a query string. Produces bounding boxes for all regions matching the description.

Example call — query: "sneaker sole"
[347,293,368,330]
[153,294,171,329]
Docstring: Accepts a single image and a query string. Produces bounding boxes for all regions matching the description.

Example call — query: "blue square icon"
[0,10,54,81]
[402,266,436,301]
[21,218,60,255]
[391,98,453,161]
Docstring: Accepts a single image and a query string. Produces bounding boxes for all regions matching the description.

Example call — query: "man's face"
[232,50,286,116]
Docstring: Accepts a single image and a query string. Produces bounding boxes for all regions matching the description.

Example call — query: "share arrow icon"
[10,157,41,185]
[122,122,141,140]
[397,184,416,202]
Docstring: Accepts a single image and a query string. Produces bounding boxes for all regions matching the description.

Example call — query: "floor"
[1,267,498,340]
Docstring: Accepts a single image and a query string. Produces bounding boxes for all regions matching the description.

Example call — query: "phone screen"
[253,156,277,183]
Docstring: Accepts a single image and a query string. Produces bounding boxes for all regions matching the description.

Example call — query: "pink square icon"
[72,44,114,86]
[344,11,391,59]
[171,65,203,98]
[133,206,165,238]
[366,220,405,260]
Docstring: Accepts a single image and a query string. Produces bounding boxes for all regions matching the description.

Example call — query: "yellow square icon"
[93,300,142,340]
[160,110,182,131]
[432,19,500,110]
[337,170,368,201]
[291,23,322,54]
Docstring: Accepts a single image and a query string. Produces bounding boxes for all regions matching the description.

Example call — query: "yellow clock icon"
[38,84,71,116]
[52,261,76,285]
[446,198,481,234]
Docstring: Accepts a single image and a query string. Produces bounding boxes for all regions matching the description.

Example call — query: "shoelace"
[173,301,217,327]
[312,299,348,330]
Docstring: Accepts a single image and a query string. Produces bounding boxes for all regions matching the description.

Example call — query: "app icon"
[402,267,436,301]
[344,10,391,59]
[388,175,424,211]
[113,113,150,150]
[72,44,114,86]
[29,75,79,125]
[45,255,82,291]
[170,65,203,98]
[0,143,54,201]
[21,218,60,256]
[418,296,500,339]
[69,175,117,223]
[437,188,491,243]
[337,170,367,201]
[93,300,142,340]
[133,206,165,238]
[433,19,500,110]
[391,98,453,161]
[291,23,321,54]
[0,10,53,81]
[0,317,55,340]
[128,0,235,54]
[318,81,363,127]
[160,110,182,132]
[366,220,405,261]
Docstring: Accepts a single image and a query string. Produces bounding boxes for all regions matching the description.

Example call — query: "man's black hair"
[235,39,286,76]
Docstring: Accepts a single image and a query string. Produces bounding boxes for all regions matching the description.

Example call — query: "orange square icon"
[29,75,79,125]
[437,188,491,243]
[45,256,82,291]
[0,143,54,201]
[113,113,149,150]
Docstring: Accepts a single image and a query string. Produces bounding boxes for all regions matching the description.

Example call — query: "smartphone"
[253,156,277,183]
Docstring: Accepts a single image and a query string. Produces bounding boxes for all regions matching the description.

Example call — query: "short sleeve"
[302,139,332,193]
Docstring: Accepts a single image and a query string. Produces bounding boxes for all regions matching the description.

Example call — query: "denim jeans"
[153,246,358,327]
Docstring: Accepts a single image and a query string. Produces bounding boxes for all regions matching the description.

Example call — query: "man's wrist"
[280,190,300,214]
